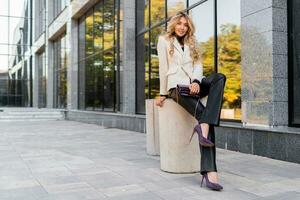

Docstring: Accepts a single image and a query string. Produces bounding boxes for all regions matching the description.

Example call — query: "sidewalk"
[0,120,299,200]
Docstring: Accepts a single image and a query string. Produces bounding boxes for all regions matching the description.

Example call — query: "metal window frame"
[287,0,300,127]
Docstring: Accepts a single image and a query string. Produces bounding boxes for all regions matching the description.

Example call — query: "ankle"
[200,123,209,138]
[207,172,218,183]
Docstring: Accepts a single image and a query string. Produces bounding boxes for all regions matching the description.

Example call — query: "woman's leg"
[169,88,218,176]
[169,73,225,184]
[200,125,217,175]
[168,88,205,121]
[198,73,225,183]
[198,73,226,126]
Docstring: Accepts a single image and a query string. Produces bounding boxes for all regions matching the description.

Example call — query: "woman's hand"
[156,96,167,107]
[189,83,200,94]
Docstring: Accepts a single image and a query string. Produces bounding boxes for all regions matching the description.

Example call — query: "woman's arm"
[191,61,205,84]
[157,35,169,95]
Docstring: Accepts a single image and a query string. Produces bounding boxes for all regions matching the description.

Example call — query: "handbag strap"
[179,65,192,84]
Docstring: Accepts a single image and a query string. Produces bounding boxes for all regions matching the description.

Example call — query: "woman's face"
[174,17,189,37]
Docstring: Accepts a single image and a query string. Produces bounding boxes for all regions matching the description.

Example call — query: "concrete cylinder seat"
[158,99,200,173]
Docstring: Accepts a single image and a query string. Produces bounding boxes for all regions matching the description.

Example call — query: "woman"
[156,11,226,191]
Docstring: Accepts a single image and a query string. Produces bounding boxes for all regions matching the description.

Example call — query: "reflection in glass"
[94,52,103,110]
[136,33,149,114]
[94,3,103,53]
[1,0,32,107]
[78,18,86,109]
[151,0,165,26]
[167,0,186,18]
[85,57,94,110]
[35,0,46,40]
[9,0,27,18]
[150,25,164,98]
[189,0,202,6]
[145,0,150,28]
[104,0,114,50]
[78,0,117,112]
[136,0,149,32]
[0,17,9,44]
[0,0,8,16]
[52,0,67,21]
[85,11,94,58]
[217,0,241,120]
[103,49,115,111]
[38,52,47,107]
[189,0,215,76]
[53,35,67,109]
[290,0,300,125]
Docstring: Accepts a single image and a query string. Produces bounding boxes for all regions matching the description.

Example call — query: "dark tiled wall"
[215,126,300,164]
[66,110,146,133]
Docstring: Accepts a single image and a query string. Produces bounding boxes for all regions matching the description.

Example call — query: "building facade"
[1,0,299,163]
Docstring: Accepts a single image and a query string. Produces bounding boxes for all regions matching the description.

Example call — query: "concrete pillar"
[158,99,200,173]
[146,99,160,156]
[32,55,39,107]
[66,3,78,109]
[121,0,136,114]
[241,0,288,126]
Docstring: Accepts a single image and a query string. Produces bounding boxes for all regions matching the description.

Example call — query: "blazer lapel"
[183,43,190,63]
[173,37,184,56]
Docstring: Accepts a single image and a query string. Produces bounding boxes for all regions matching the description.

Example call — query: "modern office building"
[0,0,299,164]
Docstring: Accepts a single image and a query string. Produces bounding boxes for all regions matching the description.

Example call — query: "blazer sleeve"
[191,61,205,84]
[157,36,169,95]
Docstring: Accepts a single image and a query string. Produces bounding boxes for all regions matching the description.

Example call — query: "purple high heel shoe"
[189,124,214,147]
[201,173,223,191]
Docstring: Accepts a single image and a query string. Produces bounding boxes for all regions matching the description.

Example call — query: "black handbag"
[176,65,200,98]
[176,84,200,98]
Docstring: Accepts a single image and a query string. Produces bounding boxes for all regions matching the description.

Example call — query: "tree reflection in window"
[78,0,117,112]
[150,25,165,98]
[167,0,186,18]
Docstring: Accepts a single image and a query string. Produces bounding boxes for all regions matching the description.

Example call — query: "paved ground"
[0,120,300,200]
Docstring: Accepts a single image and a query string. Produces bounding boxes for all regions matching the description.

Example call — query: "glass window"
[0,17,9,45]
[78,17,86,109]
[51,0,67,21]
[103,49,115,111]
[0,0,8,16]
[78,0,118,112]
[94,52,103,110]
[94,3,103,53]
[137,0,149,32]
[1,0,32,107]
[85,57,95,110]
[86,11,94,58]
[9,0,27,18]
[78,60,86,109]
[189,0,202,6]
[150,25,165,98]
[151,0,166,26]
[53,35,67,109]
[217,0,241,120]
[190,0,215,76]
[104,0,115,50]
[37,51,47,108]
[35,0,46,40]
[289,0,300,126]
[167,0,186,18]
[136,0,242,119]
[136,33,149,114]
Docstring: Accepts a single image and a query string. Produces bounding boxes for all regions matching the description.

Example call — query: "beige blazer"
[157,35,204,95]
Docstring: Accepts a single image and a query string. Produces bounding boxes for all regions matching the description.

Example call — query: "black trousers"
[169,73,226,175]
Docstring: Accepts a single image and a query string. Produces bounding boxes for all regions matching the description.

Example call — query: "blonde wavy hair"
[165,11,201,63]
